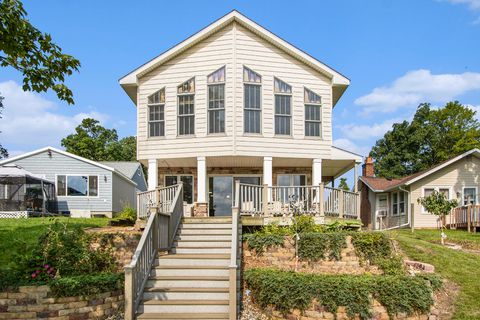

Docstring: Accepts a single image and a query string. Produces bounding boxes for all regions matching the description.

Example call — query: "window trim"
[304,87,322,138]
[147,88,166,138]
[463,186,478,206]
[207,83,226,135]
[391,190,406,216]
[55,174,100,198]
[164,175,194,204]
[243,83,262,134]
[274,77,292,136]
[421,186,453,214]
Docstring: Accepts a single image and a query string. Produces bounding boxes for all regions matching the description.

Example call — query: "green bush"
[244,268,438,319]
[297,232,347,261]
[243,233,285,254]
[10,220,117,284]
[50,273,124,297]
[110,206,137,226]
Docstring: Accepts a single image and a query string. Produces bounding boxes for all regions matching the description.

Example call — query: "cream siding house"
[120,10,361,217]
[359,149,480,230]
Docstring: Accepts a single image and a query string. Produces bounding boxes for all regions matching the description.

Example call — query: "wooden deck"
[448,205,480,232]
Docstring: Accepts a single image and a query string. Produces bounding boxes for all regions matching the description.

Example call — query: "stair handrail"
[124,183,183,320]
[229,180,241,320]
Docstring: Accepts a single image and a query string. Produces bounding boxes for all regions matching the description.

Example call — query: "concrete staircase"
[136,217,234,320]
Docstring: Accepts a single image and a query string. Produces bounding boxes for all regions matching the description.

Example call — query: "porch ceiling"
[154,156,356,178]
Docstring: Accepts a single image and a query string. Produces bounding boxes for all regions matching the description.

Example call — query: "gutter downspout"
[381,186,411,231]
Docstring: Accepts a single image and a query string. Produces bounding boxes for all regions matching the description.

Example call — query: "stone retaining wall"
[243,236,381,275]
[0,286,123,320]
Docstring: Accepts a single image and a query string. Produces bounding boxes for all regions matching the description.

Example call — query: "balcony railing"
[449,204,480,232]
[238,183,360,219]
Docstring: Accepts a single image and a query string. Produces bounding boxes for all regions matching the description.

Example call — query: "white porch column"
[147,159,158,191]
[263,157,273,187]
[312,158,322,186]
[354,162,360,192]
[197,156,207,203]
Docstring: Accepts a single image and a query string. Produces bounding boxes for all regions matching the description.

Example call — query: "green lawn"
[0,217,109,267]
[399,229,480,250]
[394,230,480,320]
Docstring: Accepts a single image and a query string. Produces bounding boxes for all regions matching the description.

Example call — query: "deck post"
[318,183,324,216]
[124,267,134,320]
[338,190,344,218]
[262,184,268,216]
[468,205,472,232]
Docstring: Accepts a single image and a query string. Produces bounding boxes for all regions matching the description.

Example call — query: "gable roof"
[0,147,136,186]
[360,148,480,192]
[119,10,350,105]
[99,161,141,179]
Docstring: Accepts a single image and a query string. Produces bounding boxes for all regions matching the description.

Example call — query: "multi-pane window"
[207,67,225,134]
[177,78,195,135]
[165,175,194,204]
[463,187,477,205]
[57,175,98,197]
[422,187,452,213]
[243,67,261,133]
[304,88,322,137]
[148,89,165,137]
[391,191,406,215]
[274,78,292,135]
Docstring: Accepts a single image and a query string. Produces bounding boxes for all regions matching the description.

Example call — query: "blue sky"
[1,0,480,184]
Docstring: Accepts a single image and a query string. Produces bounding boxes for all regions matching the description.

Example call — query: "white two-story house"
[119,10,361,218]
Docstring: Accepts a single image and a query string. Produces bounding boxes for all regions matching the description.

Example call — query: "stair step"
[155,265,229,270]
[180,224,231,230]
[143,300,228,305]
[149,276,229,281]
[155,258,230,267]
[175,235,232,241]
[144,287,228,293]
[158,254,230,259]
[138,302,229,313]
[183,217,232,224]
[174,241,231,248]
[178,228,231,235]
[136,313,228,319]
[143,290,228,300]
[171,247,230,254]
[151,267,229,277]
[146,278,229,289]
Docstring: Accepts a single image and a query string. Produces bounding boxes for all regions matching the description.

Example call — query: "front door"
[208,176,261,216]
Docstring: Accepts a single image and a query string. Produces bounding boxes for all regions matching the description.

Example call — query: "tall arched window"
[304,88,322,137]
[148,88,165,137]
[207,67,226,134]
[243,67,262,133]
[177,78,195,135]
[274,77,292,135]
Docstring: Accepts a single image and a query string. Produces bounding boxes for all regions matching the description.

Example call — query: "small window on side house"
[148,88,165,137]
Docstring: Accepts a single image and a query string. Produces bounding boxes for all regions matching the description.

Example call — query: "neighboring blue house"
[0,147,146,218]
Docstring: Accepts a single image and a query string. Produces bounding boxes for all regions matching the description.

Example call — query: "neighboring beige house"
[120,10,362,217]
[359,149,480,230]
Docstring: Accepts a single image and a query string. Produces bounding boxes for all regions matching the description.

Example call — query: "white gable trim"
[405,148,480,186]
[119,10,349,89]
[0,147,137,186]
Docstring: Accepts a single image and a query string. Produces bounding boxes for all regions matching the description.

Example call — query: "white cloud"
[355,69,480,115]
[0,80,108,152]
[337,118,399,141]
[333,138,370,157]
[444,0,480,24]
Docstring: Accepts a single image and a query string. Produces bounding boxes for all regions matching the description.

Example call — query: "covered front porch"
[139,150,362,223]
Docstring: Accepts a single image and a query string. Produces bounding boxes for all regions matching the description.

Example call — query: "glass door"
[209,177,233,216]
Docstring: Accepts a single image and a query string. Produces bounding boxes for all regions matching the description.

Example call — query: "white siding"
[410,156,480,228]
[136,21,334,161]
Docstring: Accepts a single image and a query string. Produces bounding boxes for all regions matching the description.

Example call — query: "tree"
[417,191,458,245]
[0,94,7,159]
[61,118,136,162]
[0,0,80,104]
[338,178,350,191]
[370,101,480,179]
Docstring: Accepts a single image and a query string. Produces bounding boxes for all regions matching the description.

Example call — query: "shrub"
[297,232,347,261]
[244,268,438,319]
[243,233,285,254]
[50,273,124,297]
[110,206,137,226]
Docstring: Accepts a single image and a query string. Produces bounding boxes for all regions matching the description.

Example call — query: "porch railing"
[449,204,480,232]
[238,183,360,219]
[125,183,183,320]
[137,184,179,219]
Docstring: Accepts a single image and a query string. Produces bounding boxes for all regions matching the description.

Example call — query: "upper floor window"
[177,78,195,135]
[304,88,322,137]
[207,67,226,134]
[148,89,165,137]
[274,77,292,135]
[243,67,262,134]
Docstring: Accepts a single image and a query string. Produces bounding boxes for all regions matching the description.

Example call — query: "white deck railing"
[137,184,179,219]
[125,183,183,320]
[238,183,360,219]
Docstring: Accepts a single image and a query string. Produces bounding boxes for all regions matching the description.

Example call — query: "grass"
[399,229,480,250]
[394,230,480,320]
[0,217,109,267]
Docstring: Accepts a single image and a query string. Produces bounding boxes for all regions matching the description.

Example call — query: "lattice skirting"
[0,211,28,218]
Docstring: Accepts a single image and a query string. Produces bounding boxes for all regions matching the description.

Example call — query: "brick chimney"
[362,156,375,177]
